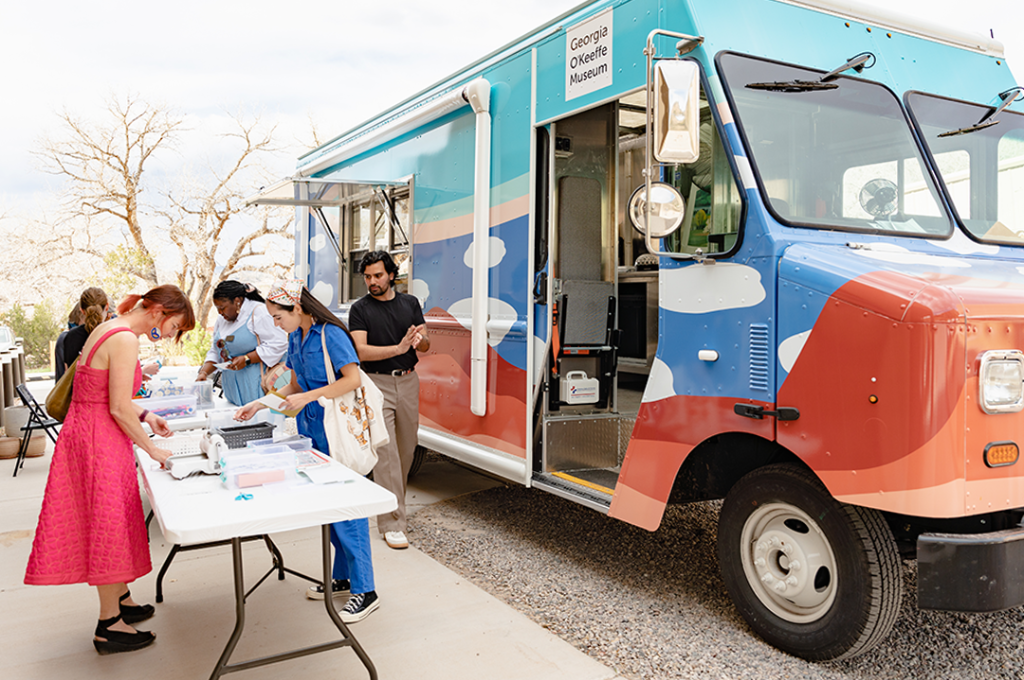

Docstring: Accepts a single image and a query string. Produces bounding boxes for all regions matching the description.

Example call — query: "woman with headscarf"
[196,280,287,406]
[234,279,379,623]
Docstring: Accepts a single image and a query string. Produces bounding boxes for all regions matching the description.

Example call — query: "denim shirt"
[285,323,359,451]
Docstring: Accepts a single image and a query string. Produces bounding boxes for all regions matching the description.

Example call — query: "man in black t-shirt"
[349,251,430,550]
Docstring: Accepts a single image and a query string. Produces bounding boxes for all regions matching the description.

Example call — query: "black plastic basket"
[211,422,276,449]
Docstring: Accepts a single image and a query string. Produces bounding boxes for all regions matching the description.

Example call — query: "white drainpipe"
[465,78,491,417]
[291,76,492,415]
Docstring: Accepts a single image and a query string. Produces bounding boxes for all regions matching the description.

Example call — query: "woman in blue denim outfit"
[235,279,379,623]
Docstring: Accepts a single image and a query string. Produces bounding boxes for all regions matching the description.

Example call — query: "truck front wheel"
[717,464,902,661]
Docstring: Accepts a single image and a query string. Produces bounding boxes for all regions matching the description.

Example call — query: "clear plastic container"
[248,435,313,451]
[148,378,186,397]
[206,408,242,430]
[190,380,214,409]
[136,393,198,420]
[219,449,297,489]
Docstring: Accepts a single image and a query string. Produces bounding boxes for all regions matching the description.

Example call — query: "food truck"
[248,0,1024,660]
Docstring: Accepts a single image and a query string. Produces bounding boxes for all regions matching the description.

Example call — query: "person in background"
[60,287,110,374]
[196,281,287,406]
[25,285,196,654]
[234,279,380,623]
[348,250,429,551]
[53,306,83,381]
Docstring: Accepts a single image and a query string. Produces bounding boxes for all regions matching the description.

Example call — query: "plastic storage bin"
[220,449,297,489]
[190,380,214,409]
[212,422,276,448]
[135,393,198,420]
[247,435,313,451]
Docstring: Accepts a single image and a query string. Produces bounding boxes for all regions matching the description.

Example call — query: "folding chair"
[13,384,61,477]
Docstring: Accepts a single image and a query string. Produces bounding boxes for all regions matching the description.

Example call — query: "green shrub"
[159,326,212,367]
[1,300,67,370]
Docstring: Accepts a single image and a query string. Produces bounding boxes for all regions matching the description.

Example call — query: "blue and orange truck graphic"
[250,0,1024,660]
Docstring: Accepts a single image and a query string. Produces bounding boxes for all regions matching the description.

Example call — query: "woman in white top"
[196,281,287,405]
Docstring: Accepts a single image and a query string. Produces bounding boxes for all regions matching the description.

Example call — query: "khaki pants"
[368,371,419,534]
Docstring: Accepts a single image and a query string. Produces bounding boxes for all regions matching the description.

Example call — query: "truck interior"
[532,69,743,511]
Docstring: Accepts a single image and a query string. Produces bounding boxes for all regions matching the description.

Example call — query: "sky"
[0,0,1021,221]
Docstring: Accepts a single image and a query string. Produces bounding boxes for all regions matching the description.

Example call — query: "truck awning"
[244,176,406,208]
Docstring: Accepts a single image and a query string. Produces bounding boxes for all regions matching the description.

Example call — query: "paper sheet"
[257,390,301,417]
[301,465,354,485]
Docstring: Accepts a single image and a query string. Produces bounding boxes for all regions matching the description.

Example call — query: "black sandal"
[94,614,156,655]
[119,589,155,624]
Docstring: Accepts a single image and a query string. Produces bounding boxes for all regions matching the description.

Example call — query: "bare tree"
[0,207,102,311]
[36,94,183,286]
[162,113,294,327]
[13,95,296,327]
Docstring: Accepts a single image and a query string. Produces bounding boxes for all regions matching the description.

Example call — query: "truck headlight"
[979,350,1024,414]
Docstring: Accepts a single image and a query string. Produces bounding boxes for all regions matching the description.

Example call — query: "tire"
[407,445,427,482]
[717,464,902,661]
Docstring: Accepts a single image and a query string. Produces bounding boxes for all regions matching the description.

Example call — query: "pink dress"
[25,327,151,586]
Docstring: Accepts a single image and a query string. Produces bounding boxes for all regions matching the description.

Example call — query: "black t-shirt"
[62,325,90,368]
[54,329,71,380]
[348,292,426,374]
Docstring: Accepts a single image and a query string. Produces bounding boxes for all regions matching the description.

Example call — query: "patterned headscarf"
[267,279,304,307]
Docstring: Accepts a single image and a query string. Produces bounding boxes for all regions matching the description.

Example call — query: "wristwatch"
[244,355,251,366]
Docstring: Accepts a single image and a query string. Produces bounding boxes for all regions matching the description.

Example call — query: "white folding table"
[136,449,397,680]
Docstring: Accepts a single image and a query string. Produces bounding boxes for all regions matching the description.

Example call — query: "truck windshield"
[718,52,951,236]
[906,92,1024,245]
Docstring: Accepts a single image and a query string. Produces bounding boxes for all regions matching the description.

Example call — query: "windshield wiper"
[747,80,837,92]
[746,52,874,93]
[938,87,1023,137]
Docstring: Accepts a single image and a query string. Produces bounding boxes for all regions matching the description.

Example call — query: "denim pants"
[301,420,375,594]
[329,518,374,594]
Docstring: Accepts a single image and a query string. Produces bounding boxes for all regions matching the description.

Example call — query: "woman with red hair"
[25,285,195,654]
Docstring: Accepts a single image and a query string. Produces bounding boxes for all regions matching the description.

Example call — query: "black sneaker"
[306,579,351,600]
[339,591,380,622]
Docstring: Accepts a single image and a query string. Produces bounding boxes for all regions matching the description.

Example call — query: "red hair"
[117,284,196,342]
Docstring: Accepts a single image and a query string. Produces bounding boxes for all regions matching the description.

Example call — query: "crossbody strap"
[320,326,336,386]
[84,327,135,368]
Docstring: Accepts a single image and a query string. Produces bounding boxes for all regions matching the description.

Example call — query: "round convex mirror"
[628,182,685,238]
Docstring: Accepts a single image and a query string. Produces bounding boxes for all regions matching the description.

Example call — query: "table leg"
[155,544,183,603]
[321,525,378,680]
[157,536,310,605]
[209,538,246,680]
[263,535,286,580]
[202,528,378,679]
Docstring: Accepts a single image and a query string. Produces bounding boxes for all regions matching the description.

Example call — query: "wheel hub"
[741,503,838,623]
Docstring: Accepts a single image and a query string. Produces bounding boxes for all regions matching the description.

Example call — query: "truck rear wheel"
[407,445,427,481]
[717,464,902,661]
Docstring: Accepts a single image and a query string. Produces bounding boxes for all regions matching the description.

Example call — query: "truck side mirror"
[628,181,685,238]
[653,60,700,164]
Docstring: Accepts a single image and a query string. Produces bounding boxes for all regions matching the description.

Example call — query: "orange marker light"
[984,442,1019,468]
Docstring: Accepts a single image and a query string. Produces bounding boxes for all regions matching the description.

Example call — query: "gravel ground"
[409,478,1024,680]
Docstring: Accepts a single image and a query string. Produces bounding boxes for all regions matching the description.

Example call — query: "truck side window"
[346,186,411,300]
[664,88,742,255]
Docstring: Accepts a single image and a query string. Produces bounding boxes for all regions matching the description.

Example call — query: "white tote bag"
[317,329,386,475]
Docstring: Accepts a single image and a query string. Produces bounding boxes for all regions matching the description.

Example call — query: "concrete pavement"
[1,381,624,680]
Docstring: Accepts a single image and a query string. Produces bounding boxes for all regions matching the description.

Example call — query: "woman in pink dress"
[25,285,195,654]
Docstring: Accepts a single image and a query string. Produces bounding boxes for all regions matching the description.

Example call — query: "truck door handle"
[734,403,800,421]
